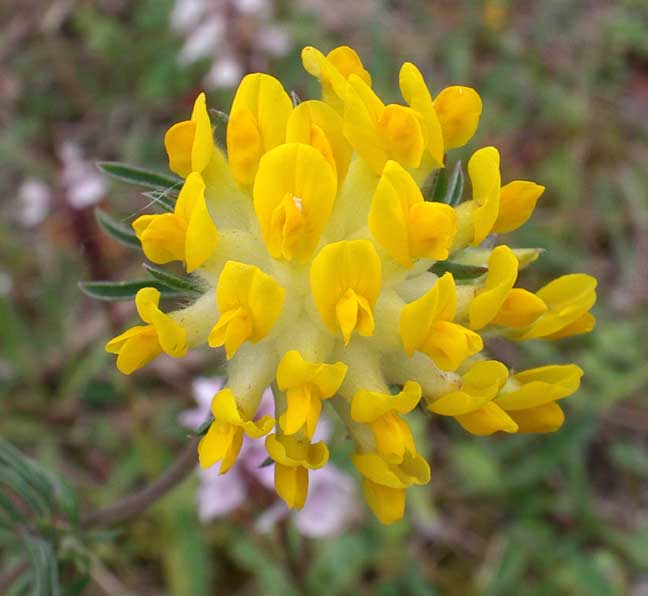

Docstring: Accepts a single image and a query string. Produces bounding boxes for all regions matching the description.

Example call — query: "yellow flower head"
[102,45,597,525]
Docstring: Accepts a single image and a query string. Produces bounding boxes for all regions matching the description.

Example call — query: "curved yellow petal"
[310,240,382,342]
[253,143,337,262]
[227,73,292,186]
[362,479,406,524]
[433,86,482,150]
[491,288,547,328]
[469,245,518,330]
[182,174,218,272]
[277,350,348,398]
[286,100,352,186]
[266,434,329,469]
[507,402,565,433]
[352,450,430,489]
[275,463,309,509]
[351,381,422,423]
[468,146,501,245]
[399,62,444,166]
[455,402,518,436]
[133,213,186,265]
[493,180,545,234]
[495,364,583,410]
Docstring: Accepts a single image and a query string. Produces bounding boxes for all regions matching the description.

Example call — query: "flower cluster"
[106,46,596,524]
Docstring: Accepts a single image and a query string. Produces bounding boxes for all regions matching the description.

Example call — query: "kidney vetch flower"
[102,45,597,524]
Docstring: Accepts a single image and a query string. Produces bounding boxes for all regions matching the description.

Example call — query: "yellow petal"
[133,213,186,265]
[516,274,597,340]
[210,388,274,439]
[227,73,293,186]
[543,312,596,340]
[362,479,406,524]
[468,146,501,245]
[369,160,454,268]
[455,402,518,436]
[491,288,547,328]
[164,93,214,178]
[352,450,430,489]
[276,350,348,398]
[400,272,457,356]
[266,434,329,469]
[469,245,518,330]
[351,381,422,423]
[378,103,425,169]
[106,326,161,375]
[407,201,456,262]
[280,385,320,436]
[420,320,484,371]
[428,360,508,415]
[286,100,352,185]
[302,45,371,110]
[208,306,252,359]
[507,402,565,433]
[197,421,243,473]
[253,143,337,262]
[433,86,483,150]
[495,364,583,410]
[399,62,444,166]
[181,173,218,272]
[492,180,545,234]
[370,413,417,462]
[310,240,382,341]
[275,463,309,509]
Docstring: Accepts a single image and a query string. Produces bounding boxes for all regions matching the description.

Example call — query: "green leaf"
[94,209,140,248]
[443,160,464,206]
[23,537,61,596]
[97,161,183,191]
[78,280,186,301]
[430,261,488,280]
[143,264,204,296]
[258,457,273,468]
[143,190,176,213]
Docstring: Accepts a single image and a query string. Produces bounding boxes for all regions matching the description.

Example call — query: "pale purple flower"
[59,142,107,209]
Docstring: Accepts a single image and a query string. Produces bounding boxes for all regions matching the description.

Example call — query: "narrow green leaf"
[0,468,52,517]
[143,190,176,213]
[97,161,183,191]
[258,457,273,468]
[430,261,488,280]
[78,280,186,301]
[24,537,60,596]
[143,264,204,295]
[94,209,140,248]
[444,160,464,206]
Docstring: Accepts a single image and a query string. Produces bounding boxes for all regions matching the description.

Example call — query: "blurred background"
[1,0,648,594]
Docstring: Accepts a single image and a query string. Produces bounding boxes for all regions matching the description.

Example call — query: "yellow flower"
[310,240,382,345]
[253,143,337,262]
[198,388,274,473]
[427,360,515,435]
[133,172,218,273]
[352,450,430,524]
[301,45,371,113]
[277,350,348,438]
[164,92,215,178]
[469,245,547,330]
[266,434,329,509]
[105,288,187,374]
[351,381,422,463]
[102,45,597,525]
[400,273,483,371]
[208,261,285,359]
[226,73,293,186]
[513,274,597,340]
[369,160,456,267]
